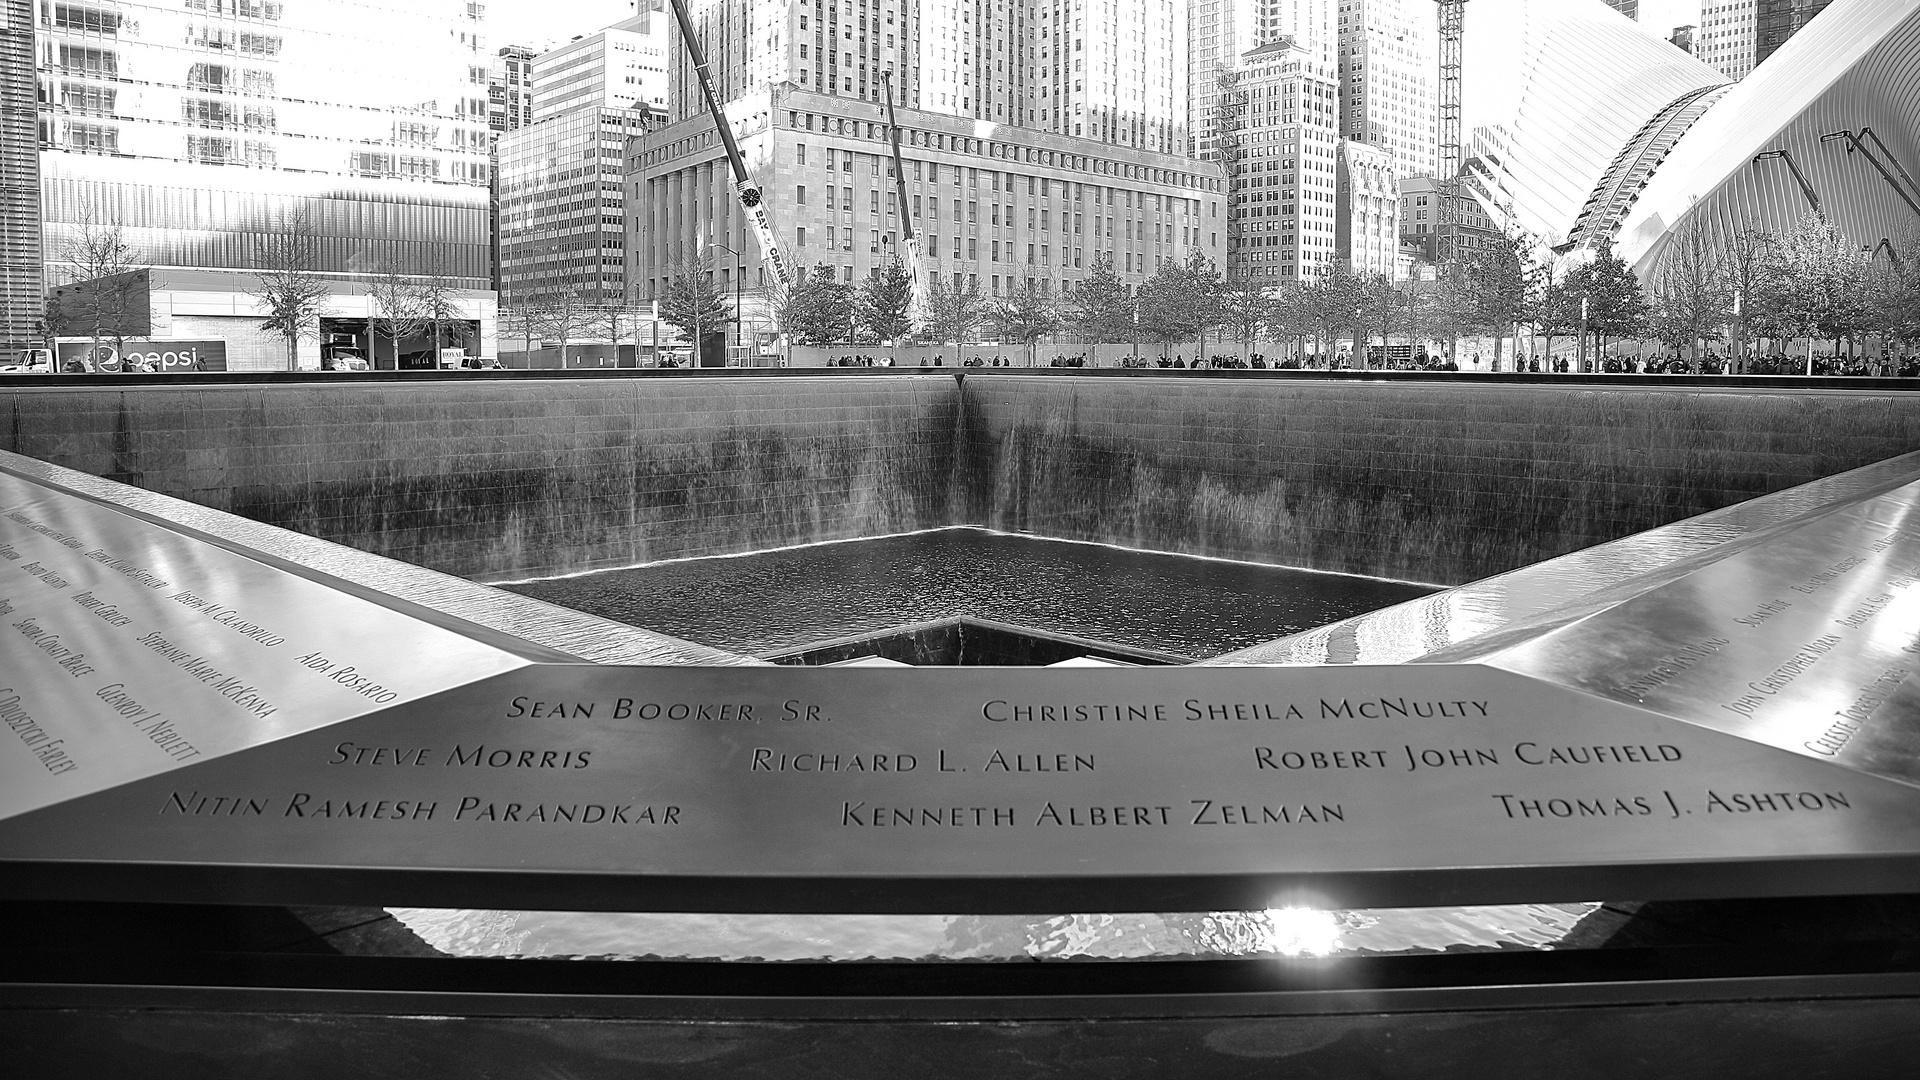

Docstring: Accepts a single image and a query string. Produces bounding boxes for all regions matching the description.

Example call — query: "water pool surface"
[500,528,1438,659]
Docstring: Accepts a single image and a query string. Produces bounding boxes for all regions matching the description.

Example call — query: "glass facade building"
[37,0,495,289]
[533,6,667,121]
[499,104,656,307]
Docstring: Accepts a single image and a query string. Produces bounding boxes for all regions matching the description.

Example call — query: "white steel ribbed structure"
[1462,0,1729,247]
[1616,0,1920,277]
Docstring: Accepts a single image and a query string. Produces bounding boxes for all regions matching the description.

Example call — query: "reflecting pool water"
[389,905,1604,961]
[499,528,1439,659]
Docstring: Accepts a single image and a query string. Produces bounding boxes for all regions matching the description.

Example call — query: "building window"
[183,98,237,128]
[59,82,116,114]
[796,143,806,164]
[65,120,118,153]
[186,134,234,163]
[797,226,807,246]
[52,4,120,33]
[796,184,807,205]
[57,45,116,77]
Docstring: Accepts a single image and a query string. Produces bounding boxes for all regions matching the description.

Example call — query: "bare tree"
[1722,226,1775,372]
[922,275,986,346]
[366,260,424,371]
[251,210,333,370]
[536,288,592,367]
[499,300,547,367]
[1649,216,1732,371]
[59,205,145,363]
[415,271,464,367]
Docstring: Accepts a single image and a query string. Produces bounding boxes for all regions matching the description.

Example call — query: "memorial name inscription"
[0,466,534,820]
[6,465,1920,912]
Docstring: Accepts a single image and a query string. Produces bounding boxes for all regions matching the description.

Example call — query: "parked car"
[320,350,370,372]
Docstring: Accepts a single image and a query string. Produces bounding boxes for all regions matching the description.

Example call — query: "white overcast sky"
[483,0,1707,74]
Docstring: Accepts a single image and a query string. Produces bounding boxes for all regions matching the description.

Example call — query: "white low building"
[50,269,497,372]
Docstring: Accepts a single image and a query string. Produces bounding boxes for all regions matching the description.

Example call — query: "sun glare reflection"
[1260,906,1343,957]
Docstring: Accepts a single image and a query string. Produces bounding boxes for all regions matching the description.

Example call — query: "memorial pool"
[496,527,1440,661]
[452,530,1590,961]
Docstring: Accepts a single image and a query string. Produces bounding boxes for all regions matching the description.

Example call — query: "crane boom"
[881,70,928,331]
[663,0,795,285]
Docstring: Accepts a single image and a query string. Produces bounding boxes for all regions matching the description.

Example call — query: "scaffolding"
[1434,0,1466,267]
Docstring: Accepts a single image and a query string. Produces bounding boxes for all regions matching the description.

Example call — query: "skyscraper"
[498,14,667,308]
[630,0,1225,329]
[1191,0,1336,162]
[0,0,41,352]
[1600,0,1639,20]
[1696,0,1838,82]
[1697,0,1761,79]
[37,0,496,291]
[1336,0,1437,182]
[536,3,670,120]
[1757,0,1835,67]
[490,45,539,136]
[1218,36,1340,281]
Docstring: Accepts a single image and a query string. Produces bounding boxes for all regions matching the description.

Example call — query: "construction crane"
[663,0,795,286]
[881,70,928,330]
[1434,0,1467,267]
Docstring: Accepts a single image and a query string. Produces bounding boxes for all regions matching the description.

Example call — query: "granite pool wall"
[962,374,1920,583]
[0,374,963,581]
[5,370,1918,586]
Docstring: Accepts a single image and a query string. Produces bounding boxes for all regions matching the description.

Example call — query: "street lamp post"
[1578,293,1589,373]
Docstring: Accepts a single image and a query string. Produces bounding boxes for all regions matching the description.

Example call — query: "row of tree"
[627,214,1918,371]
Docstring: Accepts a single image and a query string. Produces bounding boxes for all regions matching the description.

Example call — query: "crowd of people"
[802,347,1920,376]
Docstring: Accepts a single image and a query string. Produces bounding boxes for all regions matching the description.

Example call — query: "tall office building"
[1697,0,1838,82]
[536,2,669,120]
[487,45,536,293]
[38,0,495,288]
[0,0,41,351]
[631,0,1224,334]
[1697,0,1761,79]
[1335,138,1398,277]
[1218,36,1340,280]
[490,45,538,135]
[1336,0,1437,182]
[1756,0,1834,67]
[1191,0,1335,161]
[1600,0,1639,19]
[666,0,1184,154]
[498,14,667,308]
